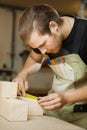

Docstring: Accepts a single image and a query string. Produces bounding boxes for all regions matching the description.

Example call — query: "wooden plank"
[0,98,28,121]
[18,97,43,116]
[0,115,85,130]
[0,81,17,98]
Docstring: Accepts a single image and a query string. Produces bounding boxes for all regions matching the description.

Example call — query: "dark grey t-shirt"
[33,16,87,65]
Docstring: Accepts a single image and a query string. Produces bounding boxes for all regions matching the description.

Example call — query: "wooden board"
[18,97,43,116]
[0,115,85,130]
[0,81,17,98]
[0,98,28,121]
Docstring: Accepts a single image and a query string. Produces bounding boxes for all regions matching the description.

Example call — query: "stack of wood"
[0,81,43,121]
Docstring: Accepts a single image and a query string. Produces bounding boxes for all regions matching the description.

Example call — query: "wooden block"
[0,98,28,121]
[0,81,17,98]
[18,97,43,116]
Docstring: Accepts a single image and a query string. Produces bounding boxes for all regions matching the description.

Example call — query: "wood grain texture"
[0,81,17,98]
[18,97,43,116]
[0,98,28,121]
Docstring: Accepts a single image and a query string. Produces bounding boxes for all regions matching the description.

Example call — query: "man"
[14,4,87,129]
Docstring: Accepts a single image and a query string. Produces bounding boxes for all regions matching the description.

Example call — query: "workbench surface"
[0,115,85,130]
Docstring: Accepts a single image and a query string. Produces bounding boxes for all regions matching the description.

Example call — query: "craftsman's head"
[19,4,63,54]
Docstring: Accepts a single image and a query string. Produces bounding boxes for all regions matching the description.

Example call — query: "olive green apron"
[45,54,87,129]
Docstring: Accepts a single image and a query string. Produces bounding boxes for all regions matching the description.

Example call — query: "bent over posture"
[14,4,87,129]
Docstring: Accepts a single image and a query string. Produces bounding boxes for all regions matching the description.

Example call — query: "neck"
[60,16,74,41]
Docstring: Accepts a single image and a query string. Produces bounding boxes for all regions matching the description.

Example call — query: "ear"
[49,21,58,33]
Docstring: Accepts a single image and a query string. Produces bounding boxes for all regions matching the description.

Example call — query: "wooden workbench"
[0,115,85,130]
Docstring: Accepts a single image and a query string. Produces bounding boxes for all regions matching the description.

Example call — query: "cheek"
[49,40,61,52]
[49,39,58,48]
[46,36,61,50]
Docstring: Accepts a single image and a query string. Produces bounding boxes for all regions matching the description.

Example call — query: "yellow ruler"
[18,85,38,100]
[25,93,38,100]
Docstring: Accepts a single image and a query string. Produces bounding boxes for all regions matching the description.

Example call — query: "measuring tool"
[18,85,38,100]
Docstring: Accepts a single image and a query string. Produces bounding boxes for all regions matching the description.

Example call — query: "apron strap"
[73,19,87,53]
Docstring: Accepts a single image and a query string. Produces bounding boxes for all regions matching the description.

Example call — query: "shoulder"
[76,17,87,25]
[62,14,87,24]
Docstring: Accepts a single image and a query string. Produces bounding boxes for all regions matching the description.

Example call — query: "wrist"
[18,69,28,78]
[63,92,74,104]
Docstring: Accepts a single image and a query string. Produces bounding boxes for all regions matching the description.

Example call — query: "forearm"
[19,51,43,76]
[65,86,87,104]
[20,56,41,76]
[13,51,43,96]
[38,86,87,111]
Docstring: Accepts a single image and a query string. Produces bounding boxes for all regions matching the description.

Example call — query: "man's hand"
[13,72,29,96]
[38,93,66,111]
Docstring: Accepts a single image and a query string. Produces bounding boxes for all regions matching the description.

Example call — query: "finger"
[42,103,62,111]
[12,78,26,96]
[20,84,25,96]
[17,90,22,96]
[39,97,61,107]
[38,93,59,103]
[18,82,25,96]
[24,80,29,91]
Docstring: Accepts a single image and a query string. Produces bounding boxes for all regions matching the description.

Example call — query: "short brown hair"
[19,4,63,42]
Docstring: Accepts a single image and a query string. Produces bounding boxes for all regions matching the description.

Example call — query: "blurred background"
[0,0,87,95]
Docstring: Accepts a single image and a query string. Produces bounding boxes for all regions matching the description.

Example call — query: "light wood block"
[0,81,17,98]
[0,98,28,121]
[19,97,43,116]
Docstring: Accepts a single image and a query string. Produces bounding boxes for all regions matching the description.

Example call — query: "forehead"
[29,30,40,47]
[30,30,40,42]
[28,30,50,48]
[28,30,43,48]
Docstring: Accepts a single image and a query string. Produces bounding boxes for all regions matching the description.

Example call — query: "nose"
[39,48,46,54]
